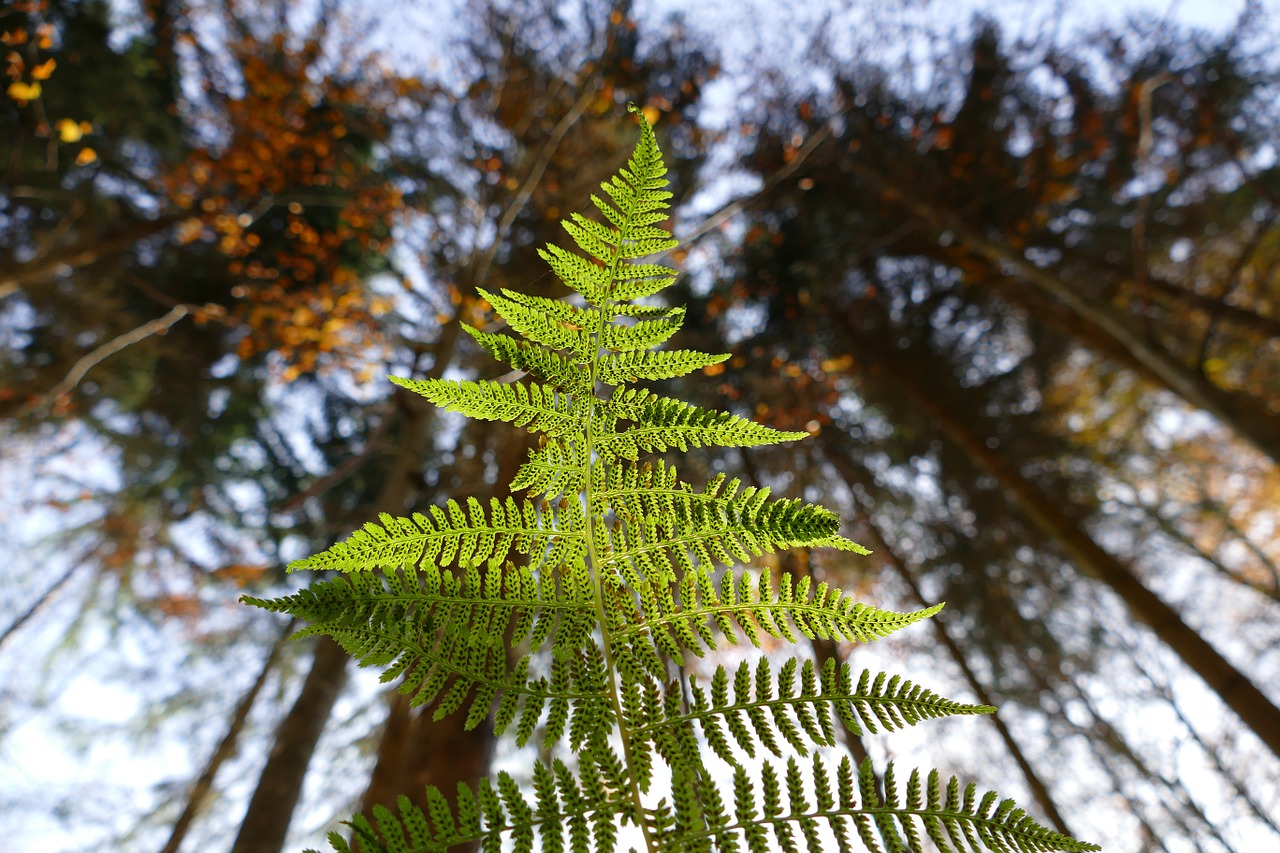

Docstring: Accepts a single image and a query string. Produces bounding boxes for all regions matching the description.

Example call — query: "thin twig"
[20,303,221,418]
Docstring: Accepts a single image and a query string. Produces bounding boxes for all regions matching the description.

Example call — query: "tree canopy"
[2,1,1276,851]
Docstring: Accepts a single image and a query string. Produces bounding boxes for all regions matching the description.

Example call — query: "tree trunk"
[228,634,350,853]
[820,436,1076,838]
[848,159,1280,468]
[228,316,470,852]
[159,622,291,853]
[864,342,1280,759]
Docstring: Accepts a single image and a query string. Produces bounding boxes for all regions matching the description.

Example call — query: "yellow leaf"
[820,355,854,373]
[75,147,98,166]
[30,58,55,80]
[56,118,82,142]
[6,80,41,101]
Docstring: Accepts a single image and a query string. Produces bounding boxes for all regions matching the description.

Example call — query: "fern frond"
[511,438,589,499]
[613,568,942,670]
[600,387,807,459]
[539,104,675,306]
[537,244,613,305]
[600,305,685,353]
[657,756,1100,853]
[626,657,994,765]
[478,287,602,360]
[327,761,629,853]
[462,324,593,395]
[245,566,606,731]
[594,480,848,589]
[391,375,587,437]
[608,259,678,302]
[597,349,730,384]
[263,107,1097,853]
[284,496,584,573]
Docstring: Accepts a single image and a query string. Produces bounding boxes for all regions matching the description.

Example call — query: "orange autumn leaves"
[166,34,413,378]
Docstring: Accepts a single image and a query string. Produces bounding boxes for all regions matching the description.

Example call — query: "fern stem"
[671,805,1092,851]
[631,688,990,739]
[576,170,660,853]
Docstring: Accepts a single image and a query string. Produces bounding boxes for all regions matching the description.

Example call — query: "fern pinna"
[244,107,1097,853]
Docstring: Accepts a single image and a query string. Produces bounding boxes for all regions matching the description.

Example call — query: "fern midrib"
[632,690,992,738]
[669,804,1088,849]
[295,527,585,571]
[580,163,661,851]
[610,598,923,643]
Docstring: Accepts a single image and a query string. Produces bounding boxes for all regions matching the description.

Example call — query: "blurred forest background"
[2,0,1279,851]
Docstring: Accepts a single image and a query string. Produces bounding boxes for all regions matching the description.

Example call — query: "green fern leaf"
[601,387,807,459]
[283,496,581,573]
[600,305,685,352]
[663,756,1100,853]
[462,324,592,395]
[390,375,587,437]
[628,657,994,763]
[613,568,941,670]
[511,438,589,498]
[255,106,1096,853]
[597,349,730,384]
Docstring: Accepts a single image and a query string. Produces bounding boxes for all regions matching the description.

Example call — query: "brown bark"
[820,435,1075,837]
[159,623,292,853]
[865,344,1280,759]
[228,635,350,853]
[848,159,1280,468]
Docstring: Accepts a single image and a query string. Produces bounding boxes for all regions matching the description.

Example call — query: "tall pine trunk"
[229,350,453,852]
[848,160,1280,468]
[228,635,350,853]
[865,340,1280,758]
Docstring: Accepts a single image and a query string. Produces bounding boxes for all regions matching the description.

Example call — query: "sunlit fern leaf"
[623,657,994,765]
[284,496,583,573]
[600,387,808,459]
[594,474,846,587]
[609,259,678,302]
[462,323,593,395]
[656,756,1101,853]
[600,305,685,352]
[390,375,588,437]
[610,568,938,674]
[478,287,602,360]
[511,438,589,499]
[254,105,1096,853]
[245,565,605,730]
[597,349,730,384]
[310,762,627,853]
